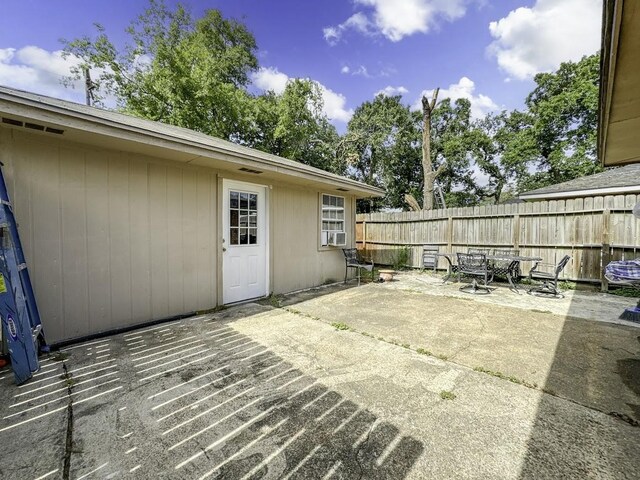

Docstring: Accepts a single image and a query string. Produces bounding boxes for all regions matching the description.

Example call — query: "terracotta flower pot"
[378,269,395,282]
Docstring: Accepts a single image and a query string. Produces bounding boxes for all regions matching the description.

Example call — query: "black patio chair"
[492,248,521,280]
[468,247,494,282]
[342,248,374,286]
[457,252,492,294]
[422,245,439,272]
[528,255,571,297]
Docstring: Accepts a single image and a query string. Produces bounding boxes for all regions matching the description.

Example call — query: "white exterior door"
[222,180,268,304]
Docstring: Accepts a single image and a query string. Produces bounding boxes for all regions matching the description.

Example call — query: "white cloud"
[319,85,353,122]
[412,77,498,119]
[251,66,290,95]
[351,65,370,77]
[252,67,353,123]
[0,46,86,101]
[375,85,409,97]
[341,63,393,78]
[323,12,374,45]
[325,0,470,44]
[487,0,601,80]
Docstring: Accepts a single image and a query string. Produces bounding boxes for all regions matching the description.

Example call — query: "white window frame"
[320,194,346,247]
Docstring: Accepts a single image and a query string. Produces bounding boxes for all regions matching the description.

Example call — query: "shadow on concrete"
[517,259,640,479]
[163,323,424,478]
[36,307,426,479]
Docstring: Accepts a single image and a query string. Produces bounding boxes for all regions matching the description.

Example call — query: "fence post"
[447,215,453,252]
[601,209,611,292]
[363,219,367,251]
[512,214,520,250]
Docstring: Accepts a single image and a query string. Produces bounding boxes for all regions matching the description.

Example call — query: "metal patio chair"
[528,255,571,297]
[422,245,439,272]
[492,248,521,279]
[342,248,374,286]
[468,248,494,282]
[457,252,492,294]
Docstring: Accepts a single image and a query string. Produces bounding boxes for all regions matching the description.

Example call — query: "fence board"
[355,195,640,288]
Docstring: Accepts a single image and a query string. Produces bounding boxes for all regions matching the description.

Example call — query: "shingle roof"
[519,164,640,200]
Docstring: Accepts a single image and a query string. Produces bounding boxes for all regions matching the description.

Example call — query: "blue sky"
[0,0,601,128]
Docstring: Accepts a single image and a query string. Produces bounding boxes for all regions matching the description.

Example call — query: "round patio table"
[434,252,543,292]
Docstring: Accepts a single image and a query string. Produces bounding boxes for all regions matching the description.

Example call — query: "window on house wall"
[321,194,346,246]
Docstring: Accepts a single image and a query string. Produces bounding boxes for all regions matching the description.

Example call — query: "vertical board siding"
[356,196,640,285]
[3,131,217,343]
[271,186,352,294]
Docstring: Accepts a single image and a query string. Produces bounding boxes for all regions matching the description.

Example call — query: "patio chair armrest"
[529,261,554,273]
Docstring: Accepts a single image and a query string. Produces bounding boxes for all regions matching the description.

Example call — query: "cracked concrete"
[284,274,640,424]
[0,283,637,479]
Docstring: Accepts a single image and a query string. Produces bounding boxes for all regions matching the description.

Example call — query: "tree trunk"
[404,194,421,212]
[421,88,442,210]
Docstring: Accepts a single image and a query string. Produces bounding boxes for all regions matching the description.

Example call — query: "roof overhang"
[0,86,384,198]
[520,184,640,201]
[598,0,640,167]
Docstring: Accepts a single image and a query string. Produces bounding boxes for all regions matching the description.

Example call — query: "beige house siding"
[0,128,217,343]
[0,128,352,344]
[271,186,355,294]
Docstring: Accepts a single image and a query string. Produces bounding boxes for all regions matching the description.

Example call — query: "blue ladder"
[0,164,45,384]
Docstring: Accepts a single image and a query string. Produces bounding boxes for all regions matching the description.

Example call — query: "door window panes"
[229,191,258,245]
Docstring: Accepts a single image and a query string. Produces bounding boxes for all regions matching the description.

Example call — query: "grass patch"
[50,352,69,362]
[401,343,410,349]
[558,281,576,291]
[435,353,449,361]
[473,366,537,389]
[261,293,285,308]
[609,287,640,298]
[391,246,411,271]
[331,322,351,331]
[439,390,456,400]
[416,348,433,356]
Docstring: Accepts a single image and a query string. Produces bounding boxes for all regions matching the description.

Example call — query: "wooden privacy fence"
[356,194,640,289]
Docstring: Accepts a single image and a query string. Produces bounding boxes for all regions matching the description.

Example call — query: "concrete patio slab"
[0,292,638,479]
[285,274,640,424]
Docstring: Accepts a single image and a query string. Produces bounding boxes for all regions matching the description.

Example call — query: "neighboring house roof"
[519,164,640,200]
[0,86,384,198]
[598,0,640,167]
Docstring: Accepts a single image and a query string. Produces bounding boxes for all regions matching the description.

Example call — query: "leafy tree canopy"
[518,53,602,191]
[61,4,601,211]
[62,0,258,140]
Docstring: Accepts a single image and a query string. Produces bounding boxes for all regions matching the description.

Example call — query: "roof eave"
[0,88,384,198]
[520,184,640,201]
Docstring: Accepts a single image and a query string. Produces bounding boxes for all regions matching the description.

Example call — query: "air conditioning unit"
[327,231,346,246]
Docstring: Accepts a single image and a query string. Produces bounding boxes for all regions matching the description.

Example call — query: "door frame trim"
[220,178,270,305]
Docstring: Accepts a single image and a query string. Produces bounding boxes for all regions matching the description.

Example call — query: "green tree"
[236,79,341,172]
[471,110,531,204]
[519,53,602,190]
[426,98,482,207]
[338,94,419,210]
[272,80,341,172]
[62,0,258,140]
